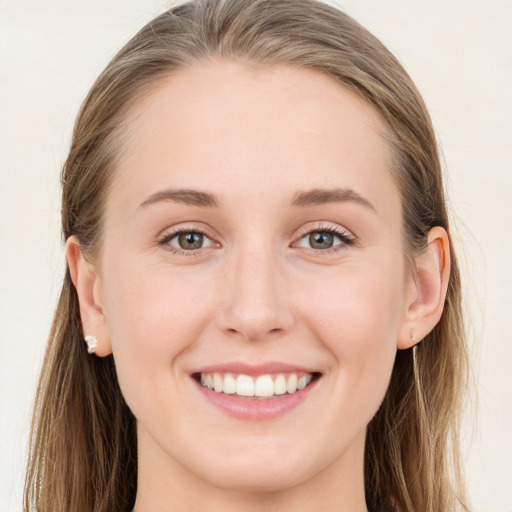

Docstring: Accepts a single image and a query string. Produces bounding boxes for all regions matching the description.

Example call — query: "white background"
[1,1,511,510]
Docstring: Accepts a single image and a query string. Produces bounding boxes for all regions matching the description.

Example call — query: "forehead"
[110,60,398,218]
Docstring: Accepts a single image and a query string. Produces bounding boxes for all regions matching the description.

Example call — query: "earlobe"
[398,226,451,350]
[65,236,112,356]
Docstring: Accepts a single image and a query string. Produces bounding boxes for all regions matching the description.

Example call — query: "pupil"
[309,231,333,249]
[178,232,203,249]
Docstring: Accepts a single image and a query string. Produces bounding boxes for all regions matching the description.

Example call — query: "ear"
[66,236,112,356]
[398,226,451,350]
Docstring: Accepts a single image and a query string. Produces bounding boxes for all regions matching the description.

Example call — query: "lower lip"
[195,378,319,421]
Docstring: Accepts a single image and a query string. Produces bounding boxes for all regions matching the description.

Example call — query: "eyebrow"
[137,186,375,212]
[291,187,376,212]
[138,188,218,209]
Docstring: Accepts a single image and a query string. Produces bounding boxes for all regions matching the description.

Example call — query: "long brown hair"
[24,1,470,510]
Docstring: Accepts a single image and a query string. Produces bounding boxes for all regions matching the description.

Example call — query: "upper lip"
[193,361,320,376]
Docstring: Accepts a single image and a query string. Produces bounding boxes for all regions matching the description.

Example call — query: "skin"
[68,60,450,512]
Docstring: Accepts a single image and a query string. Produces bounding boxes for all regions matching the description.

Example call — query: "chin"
[197,462,312,494]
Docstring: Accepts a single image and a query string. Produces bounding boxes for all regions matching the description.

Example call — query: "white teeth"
[274,374,287,395]
[254,375,274,397]
[213,373,223,392]
[298,374,312,390]
[236,374,255,396]
[286,373,298,394]
[223,373,236,394]
[199,371,315,397]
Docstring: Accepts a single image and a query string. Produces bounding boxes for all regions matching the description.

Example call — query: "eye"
[174,232,206,250]
[159,228,216,253]
[305,231,336,249]
[296,227,354,251]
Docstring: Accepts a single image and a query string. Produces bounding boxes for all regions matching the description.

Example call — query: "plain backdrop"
[1,1,511,511]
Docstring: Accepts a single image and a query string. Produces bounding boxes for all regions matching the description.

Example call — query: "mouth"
[192,363,322,420]
[195,371,320,399]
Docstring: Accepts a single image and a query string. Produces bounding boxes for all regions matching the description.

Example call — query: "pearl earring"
[84,335,98,354]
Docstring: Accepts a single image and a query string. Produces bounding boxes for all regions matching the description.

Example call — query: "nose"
[215,248,294,342]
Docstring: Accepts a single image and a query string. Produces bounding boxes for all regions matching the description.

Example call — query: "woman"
[24,0,470,510]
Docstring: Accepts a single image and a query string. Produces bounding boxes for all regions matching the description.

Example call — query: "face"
[95,61,413,494]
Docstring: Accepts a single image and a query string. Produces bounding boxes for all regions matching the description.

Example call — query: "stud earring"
[410,328,416,343]
[84,335,98,354]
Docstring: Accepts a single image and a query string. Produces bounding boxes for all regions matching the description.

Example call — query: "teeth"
[236,374,255,396]
[213,373,223,393]
[223,373,236,394]
[274,374,287,395]
[199,371,315,397]
[287,373,298,394]
[297,374,312,390]
[254,375,274,397]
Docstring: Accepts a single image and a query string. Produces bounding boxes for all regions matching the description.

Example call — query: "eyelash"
[158,226,215,256]
[294,224,355,253]
[157,224,355,256]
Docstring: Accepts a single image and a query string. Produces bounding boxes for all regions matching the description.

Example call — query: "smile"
[199,372,315,398]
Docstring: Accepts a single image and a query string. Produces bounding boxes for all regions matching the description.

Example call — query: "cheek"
[303,261,405,343]
[99,259,213,400]
[103,254,211,338]
[299,261,405,406]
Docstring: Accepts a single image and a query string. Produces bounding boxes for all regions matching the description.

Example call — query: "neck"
[133,426,369,512]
